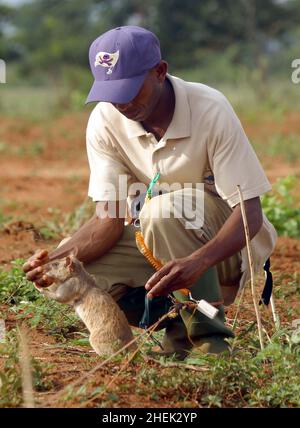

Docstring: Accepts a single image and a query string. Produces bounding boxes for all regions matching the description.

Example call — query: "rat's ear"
[65,254,76,272]
[65,256,72,267]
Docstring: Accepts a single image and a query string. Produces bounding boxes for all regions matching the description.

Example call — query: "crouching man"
[23,26,277,358]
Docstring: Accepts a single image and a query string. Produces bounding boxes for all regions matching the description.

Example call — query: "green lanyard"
[145,172,160,202]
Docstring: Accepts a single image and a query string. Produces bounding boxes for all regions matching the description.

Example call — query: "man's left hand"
[145,255,205,298]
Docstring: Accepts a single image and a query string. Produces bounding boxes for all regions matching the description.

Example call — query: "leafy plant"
[0,210,12,231]
[133,326,300,408]
[0,259,40,305]
[0,328,52,407]
[261,175,300,239]
[266,134,300,164]
[0,259,83,338]
[39,199,94,241]
[13,299,82,338]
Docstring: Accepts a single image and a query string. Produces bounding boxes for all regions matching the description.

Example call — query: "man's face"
[111,63,166,122]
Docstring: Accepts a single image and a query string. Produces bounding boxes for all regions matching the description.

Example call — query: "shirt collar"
[124,117,147,139]
[124,74,191,140]
[164,75,191,140]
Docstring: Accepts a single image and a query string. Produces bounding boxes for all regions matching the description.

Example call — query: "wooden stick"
[237,185,264,350]
[270,294,280,329]
[18,324,35,408]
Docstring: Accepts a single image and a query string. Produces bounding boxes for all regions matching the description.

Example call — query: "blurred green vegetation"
[261,176,300,239]
[1,0,300,73]
[0,0,300,111]
[252,133,300,164]
[0,70,299,121]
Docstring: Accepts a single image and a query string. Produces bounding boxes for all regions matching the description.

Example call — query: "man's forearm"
[48,213,124,264]
[144,197,264,298]
[190,197,263,272]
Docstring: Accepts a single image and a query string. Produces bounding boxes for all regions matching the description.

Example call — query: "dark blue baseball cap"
[86,26,162,104]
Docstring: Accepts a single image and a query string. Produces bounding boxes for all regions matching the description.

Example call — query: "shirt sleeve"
[207,95,272,207]
[86,107,135,202]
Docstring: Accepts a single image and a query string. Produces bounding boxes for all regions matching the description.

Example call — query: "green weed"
[253,134,300,164]
[15,141,45,158]
[0,210,12,230]
[0,259,83,338]
[0,259,40,305]
[0,328,52,407]
[273,272,300,301]
[133,328,300,408]
[39,199,94,241]
[57,317,300,408]
[261,175,300,239]
[0,142,9,154]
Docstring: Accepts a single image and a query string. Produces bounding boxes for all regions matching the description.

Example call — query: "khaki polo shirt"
[86,74,277,288]
[87,74,272,206]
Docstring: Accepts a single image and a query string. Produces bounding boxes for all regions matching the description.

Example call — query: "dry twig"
[18,324,35,408]
[237,185,264,350]
[270,294,280,329]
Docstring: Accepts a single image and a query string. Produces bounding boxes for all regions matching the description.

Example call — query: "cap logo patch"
[94,50,120,74]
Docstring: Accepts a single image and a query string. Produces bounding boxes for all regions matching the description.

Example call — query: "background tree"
[1,0,300,83]
[0,2,14,59]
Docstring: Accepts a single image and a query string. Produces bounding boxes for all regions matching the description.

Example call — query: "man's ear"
[154,60,168,83]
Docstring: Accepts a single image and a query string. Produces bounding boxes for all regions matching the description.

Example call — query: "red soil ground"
[0,111,299,407]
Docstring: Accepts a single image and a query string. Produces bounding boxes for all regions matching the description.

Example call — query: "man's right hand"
[22,202,126,288]
[22,249,53,287]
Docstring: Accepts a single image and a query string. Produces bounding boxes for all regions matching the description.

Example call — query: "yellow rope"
[135,230,163,270]
[135,230,190,296]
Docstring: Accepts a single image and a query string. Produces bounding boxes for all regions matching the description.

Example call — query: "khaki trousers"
[65,189,242,354]
[85,189,242,301]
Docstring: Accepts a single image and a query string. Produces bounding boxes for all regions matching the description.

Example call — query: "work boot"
[159,318,193,359]
[118,266,233,358]
[161,266,233,356]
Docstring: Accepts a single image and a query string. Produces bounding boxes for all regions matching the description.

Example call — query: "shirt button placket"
[152,149,159,176]
[152,138,166,177]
